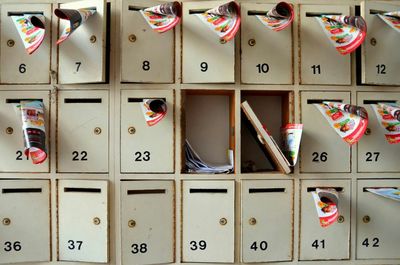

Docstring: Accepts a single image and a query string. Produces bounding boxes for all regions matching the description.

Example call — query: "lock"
[128,219,136,228]
[5,127,13,134]
[220,39,227,44]
[7,39,14,47]
[364,128,371,135]
[337,215,345,223]
[249,217,257,225]
[128,126,136,134]
[94,127,102,135]
[128,34,136,42]
[363,215,370,223]
[2,217,10,226]
[370,38,377,46]
[93,217,101,225]
[248,39,256,46]
[90,35,97,43]
[220,217,227,226]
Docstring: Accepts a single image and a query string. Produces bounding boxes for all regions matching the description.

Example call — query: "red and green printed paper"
[55,8,96,45]
[370,103,400,144]
[11,15,45,55]
[312,188,339,228]
[315,101,368,145]
[195,1,240,42]
[377,11,400,33]
[140,2,181,33]
[15,101,47,164]
[281,124,303,166]
[256,2,294,32]
[140,99,167,126]
[315,15,367,55]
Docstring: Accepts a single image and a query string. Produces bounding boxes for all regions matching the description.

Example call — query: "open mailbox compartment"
[181,90,235,174]
[240,90,294,173]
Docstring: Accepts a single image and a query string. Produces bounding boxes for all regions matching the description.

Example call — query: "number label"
[189,240,207,251]
[4,241,22,252]
[134,151,150,162]
[200,62,208,72]
[312,239,325,249]
[250,241,268,251]
[142,61,150,71]
[19,64,26,74]
[311,65,321,75]
[72,151,88,161]
[16,150,29,161]
[312,152,328,162]
[376,64,386,75]
[256,63,269,73]
[131,243,148,254]
[362,237,379,248]
[75,62,82,72]
[365,152,380,162]
[67,240,83,250]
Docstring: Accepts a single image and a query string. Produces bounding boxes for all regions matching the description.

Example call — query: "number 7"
[75,62,82,72]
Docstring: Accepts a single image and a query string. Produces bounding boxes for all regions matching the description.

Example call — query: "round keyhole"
[7,39,15,47]
[249,217,257,225]
[128,126,136,134]
[129,34,137,43]
[6,127,13,134]
[128,220,136,228]
[93,217,101,225]
[2,218,11,226]
[90,35,97,43]
[219,218,227,226]
[363,215,370,223]
[94,127,102,135]
[248,39,256,46]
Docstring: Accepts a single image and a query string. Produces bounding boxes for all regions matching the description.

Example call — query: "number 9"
[200,62,208,72]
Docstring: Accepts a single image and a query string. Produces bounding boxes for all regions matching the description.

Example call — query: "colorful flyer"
[55,7,96,45]
[315,15,367,55]
[314,101,368,145]
[195,1,240,42]
[370,103,400,144]
[377,11,400,33]
[379,103,400,121]
[140,99,167,126]
[255,2,294,31]
[281,124,303,166]
[312,188,339,228]
[11,14,45,55]
[139,2,181,33]
[367,188,400,202]
[15,101,47,164]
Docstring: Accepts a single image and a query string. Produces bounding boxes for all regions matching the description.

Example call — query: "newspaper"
[55,7,96,44]
[314,101,368,145]
[14,101,47,164]
[281,124,303,166]
[140,99,167,126]
[367,188,400,202]
[255,2,294,31]
[11,14,45,55]
[370,103,400,144]
[377,11,400,33]
[315,15,367,55]
[139,2,181,33]
[185,139,234,174]
[312,188,339,228]
[195,1,240,42]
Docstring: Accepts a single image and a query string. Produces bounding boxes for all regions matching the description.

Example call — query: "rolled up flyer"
[312,188,339,228]
[315,15,367,55]
[377,11,400,33]
[55,7,96,45]
[371,103,400,144]
[379,103,400,121]
[314,101,368,145]
[140,2,181,33]
[11,14,45,55]
[281,124,303,166]
[256,2,294,31]
[140,99,167,126]
[195,1,240,42]
[18,101,47,164]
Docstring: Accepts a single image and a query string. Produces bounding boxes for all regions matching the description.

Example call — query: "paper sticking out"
[281,124,303,166]
[312,188,339,228]
[314,101,368,145]
[195,1,240,42]
[140,99,167,126]
[377,11,400,33]
[185,139,234,174]
[255,2,294,31]
[315,15,367,55]
[370,103,400,144]
[55,7,96,45]
[15,101,47,164]
[139,2,181,33]
[366,188,400,202]
[11,14,45,55]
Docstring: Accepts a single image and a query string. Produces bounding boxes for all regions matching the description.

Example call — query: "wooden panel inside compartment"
[241,90,293,173]
[181,90,235,173]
